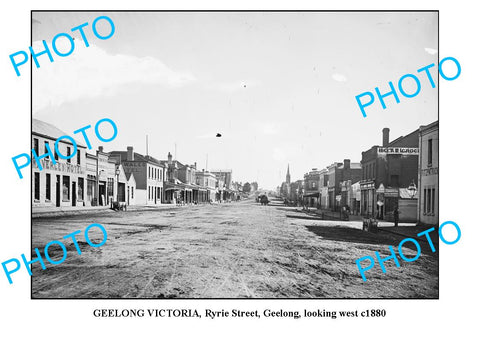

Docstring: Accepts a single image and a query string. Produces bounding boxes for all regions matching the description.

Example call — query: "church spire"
[286,164,291,184]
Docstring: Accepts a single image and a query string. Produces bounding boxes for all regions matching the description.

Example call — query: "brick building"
[327,159,362,211]
[360,127,419,221]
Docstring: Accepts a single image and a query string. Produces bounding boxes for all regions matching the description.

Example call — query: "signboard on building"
[34,159,85,174]
[377,147,419,155]
[360,182,375,190]
[421,167,439,176]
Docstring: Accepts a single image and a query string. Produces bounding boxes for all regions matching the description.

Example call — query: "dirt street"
[31,199,438,298]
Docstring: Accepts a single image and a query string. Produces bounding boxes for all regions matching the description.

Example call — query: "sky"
[32,11,438,190]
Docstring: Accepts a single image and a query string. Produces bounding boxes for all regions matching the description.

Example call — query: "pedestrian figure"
[394,207,399,227]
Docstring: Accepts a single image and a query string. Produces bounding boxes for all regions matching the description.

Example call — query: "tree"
[243,182,251,193]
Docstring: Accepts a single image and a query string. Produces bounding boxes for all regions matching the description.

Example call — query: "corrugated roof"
[32,118,86,148]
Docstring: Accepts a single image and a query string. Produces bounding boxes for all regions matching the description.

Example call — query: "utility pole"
[146,135,149,156]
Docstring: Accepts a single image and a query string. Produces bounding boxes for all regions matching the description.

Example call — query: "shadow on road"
[304,225,435,253]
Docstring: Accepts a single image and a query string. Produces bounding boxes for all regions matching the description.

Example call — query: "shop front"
[360,181,375,217]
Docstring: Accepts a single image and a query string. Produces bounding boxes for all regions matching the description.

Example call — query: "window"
[107,178,114,197]
[34,172,40,201]
[78,178,84,200]
[131,188,134,199]
[426,188,431,214]
[423,188,427,214]
[67,146,71,163]
[87,177,93,197]
[427,138,433,167]
[46,173,51,201]
[431,188,435,215]
[44,141,50,160]
[77,149,81,165]
[148,186,150,200]
[54,146,59,161]
[34,138,39,155]
[63,176,70,200]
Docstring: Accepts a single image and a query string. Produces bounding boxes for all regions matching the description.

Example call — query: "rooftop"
[32,118,86,148]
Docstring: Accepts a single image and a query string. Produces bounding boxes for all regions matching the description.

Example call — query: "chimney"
[194,162,197,170]
[127,146,134,161]
[98,146,103,153]
[168,152,172,165]
[382,128,390,147]
[343,159,350,170]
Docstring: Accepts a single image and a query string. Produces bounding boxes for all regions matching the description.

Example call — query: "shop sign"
[377,147,419,155]
[360,182,375,190]
[35,159,85,174]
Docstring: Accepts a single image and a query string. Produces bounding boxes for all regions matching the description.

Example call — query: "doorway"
[72,181,77,207]
[56,175,61,207]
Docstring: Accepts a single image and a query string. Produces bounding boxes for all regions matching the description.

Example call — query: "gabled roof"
[32,118,86,148]
[127,172,136,184]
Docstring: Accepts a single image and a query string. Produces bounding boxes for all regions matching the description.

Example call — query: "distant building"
[318,168,329,209]
[210,169,234,201]
[360,128,419,221]
[109,146,164,205]
[289,179,304,205]
[177,161,199,203]
[340,180,361,215]
[417,121,439,226]
[196,170,217,202]
[327,159,362,211]
[303,168,321,208]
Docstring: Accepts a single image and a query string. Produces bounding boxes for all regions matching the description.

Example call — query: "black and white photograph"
[30,11,439,299]
[3,0,480,338]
